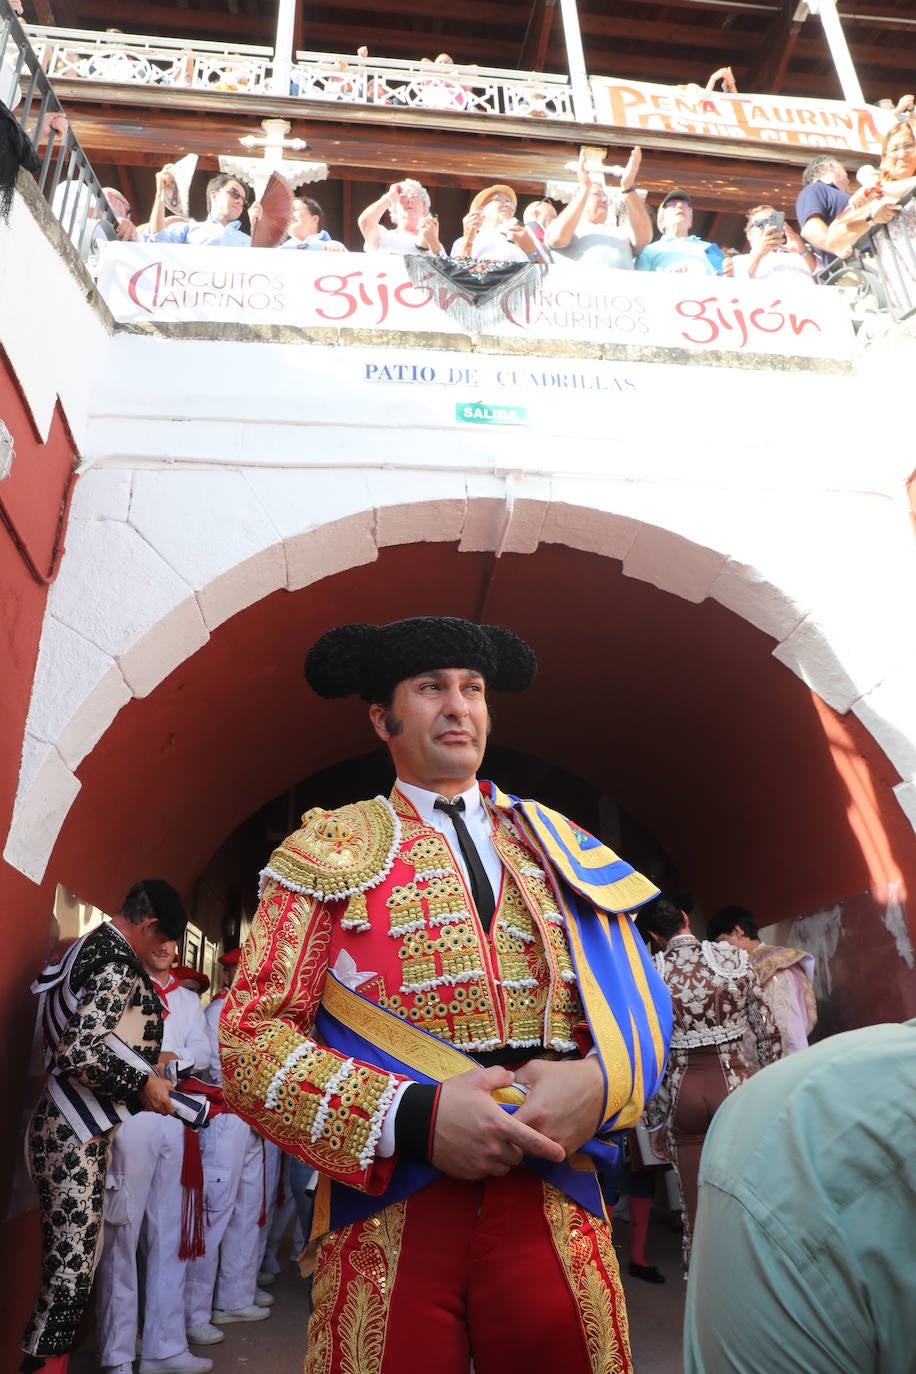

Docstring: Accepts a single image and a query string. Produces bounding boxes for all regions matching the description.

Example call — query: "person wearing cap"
[184,948,271,1343]
[637,189,724,275]
[547,147,652,270]
[451,184,539,262]
[357,178,442,255]
[219,616,672,1374]
[20,881,186,1374]
[95,907,211,1374]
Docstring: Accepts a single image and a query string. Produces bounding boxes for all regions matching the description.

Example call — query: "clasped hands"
[430,1057,605,1181]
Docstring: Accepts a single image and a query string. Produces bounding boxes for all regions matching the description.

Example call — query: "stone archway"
[7,468,916,887]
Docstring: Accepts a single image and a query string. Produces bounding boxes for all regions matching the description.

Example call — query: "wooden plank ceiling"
[21,0,916,248]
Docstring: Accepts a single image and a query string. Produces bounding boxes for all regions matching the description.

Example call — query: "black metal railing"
[818,188,916,322]
[2,0,118,261]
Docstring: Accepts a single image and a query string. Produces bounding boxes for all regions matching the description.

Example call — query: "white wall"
[4,178,916,881]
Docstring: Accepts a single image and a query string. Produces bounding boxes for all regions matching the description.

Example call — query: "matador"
[220,617,672,1374]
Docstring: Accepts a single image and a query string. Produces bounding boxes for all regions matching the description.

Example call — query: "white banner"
[592,77,887,155]
[98,246,853,360]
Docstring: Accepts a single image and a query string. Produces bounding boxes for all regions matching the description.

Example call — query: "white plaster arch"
[7,462,916,882]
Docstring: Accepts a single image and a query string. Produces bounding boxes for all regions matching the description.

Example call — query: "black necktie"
[434,796,496,932]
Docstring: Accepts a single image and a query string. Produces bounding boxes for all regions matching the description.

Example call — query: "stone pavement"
[73,1205,685,1374]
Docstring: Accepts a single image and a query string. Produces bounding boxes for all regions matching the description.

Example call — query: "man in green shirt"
[685,1019,916,1373]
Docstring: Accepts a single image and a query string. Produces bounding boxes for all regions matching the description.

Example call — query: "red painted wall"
[0,351,79,1358]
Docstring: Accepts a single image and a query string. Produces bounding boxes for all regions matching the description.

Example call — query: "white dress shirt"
[396,778,504,902]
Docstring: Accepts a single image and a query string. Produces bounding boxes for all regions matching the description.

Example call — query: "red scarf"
[152,972,181,1017]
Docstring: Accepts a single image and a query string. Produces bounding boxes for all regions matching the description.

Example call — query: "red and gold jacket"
[219,783,663,1205]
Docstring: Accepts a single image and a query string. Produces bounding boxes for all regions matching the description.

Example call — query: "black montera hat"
[126,878,188,941]
[305,617,537,703]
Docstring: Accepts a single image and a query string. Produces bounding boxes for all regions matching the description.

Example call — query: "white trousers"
[260,1150,297,1275]
[96,1112,190,1365]
[184,1114,264,1327]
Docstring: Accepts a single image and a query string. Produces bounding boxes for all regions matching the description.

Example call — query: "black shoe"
[628,1261,666,1284]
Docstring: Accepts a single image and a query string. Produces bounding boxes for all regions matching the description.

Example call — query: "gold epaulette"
[260,796,400,903]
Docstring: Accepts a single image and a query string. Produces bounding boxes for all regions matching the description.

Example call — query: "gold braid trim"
[542,1184,632,1374]
[261,797,400,902]
[306,1202,408,1374]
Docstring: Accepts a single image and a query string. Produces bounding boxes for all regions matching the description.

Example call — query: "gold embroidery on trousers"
[306,1202,408,1374]
[542,1184,632,1374]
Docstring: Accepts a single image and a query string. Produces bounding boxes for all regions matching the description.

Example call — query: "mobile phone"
[766,210,785,233]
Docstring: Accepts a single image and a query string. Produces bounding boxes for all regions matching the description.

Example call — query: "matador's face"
[370,666,489,793]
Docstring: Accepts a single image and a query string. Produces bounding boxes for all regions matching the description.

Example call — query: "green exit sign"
[456,402,528,426]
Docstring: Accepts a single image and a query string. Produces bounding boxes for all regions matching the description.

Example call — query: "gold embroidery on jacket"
[265,799,398,900]
[542,1185,632,1374]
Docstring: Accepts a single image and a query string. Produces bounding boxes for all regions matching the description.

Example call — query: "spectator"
[81,185,137,277]
[878,116,916,200]
[548,147,652,269]
[874,92,915,135]
[280,196,345,250]
[638,190,724,274]
[357,178,442,256]
[357,178,442,254]
[684,1020,916,1374]
[100,185,136,240]
[637,895,781,1272]
[416,53,466,110]
[522,198,556,262]
[730,204,815,285]
[796,154,896,270]
[870,119,916,309]
[144,170,253,246]
[705,66,737,93]
[451,184,538,262]
[707,905,817,1058]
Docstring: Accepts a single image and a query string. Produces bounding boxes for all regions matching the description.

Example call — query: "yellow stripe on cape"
[489,786,659,915]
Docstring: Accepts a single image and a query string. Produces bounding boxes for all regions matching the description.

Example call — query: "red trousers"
[306,1169,632,1374]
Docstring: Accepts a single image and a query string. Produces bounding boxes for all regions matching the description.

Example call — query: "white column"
[805,0,864,106]
[557,0,594,124]
[271,0,297,97]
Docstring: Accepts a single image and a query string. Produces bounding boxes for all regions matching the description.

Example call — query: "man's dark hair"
[802,155,841,186]
[121,881,157,924]
[119,878,187,939]
[207,171,247,203]
[707,905,759,941]
[634,895,684,945]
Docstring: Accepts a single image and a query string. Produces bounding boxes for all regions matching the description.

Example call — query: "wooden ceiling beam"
[578,13,763,54]
[598,0,778,14]
[60,101,819,214]
[749,0,804,94]
[518,0,557,72]
[298,25,521,63]
[301,0,525,25]
[29,0,60,23]
[74,1,270,39]
[794,33,916,72]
